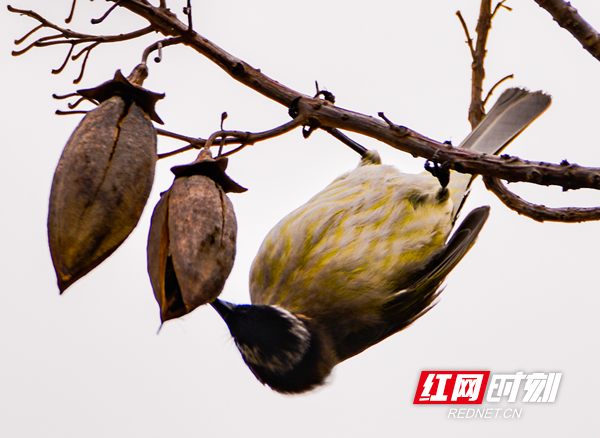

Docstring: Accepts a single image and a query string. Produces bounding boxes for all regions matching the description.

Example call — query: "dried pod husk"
[49,72,161,293]
[148,151,243,322]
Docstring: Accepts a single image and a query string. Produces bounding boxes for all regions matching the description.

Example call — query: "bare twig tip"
[65,0,77,24]
[55,109,88,116]
[483,74,514,106]
[91,1,121,25]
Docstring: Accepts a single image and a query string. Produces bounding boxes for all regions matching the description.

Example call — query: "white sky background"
[2,0,600,436]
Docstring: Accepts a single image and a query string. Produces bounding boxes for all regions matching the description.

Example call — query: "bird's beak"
[211,299,236,321]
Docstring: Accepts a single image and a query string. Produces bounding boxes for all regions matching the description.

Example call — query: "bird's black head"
[211,299,337,394]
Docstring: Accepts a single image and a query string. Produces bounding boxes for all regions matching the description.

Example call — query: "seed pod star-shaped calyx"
[148,149,246,323]
[77,65,165,124]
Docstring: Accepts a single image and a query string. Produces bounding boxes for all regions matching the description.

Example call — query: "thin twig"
[157,145,196,159]
[14,24,43,45]
[51,44,75,75]
[12,34,63,56]
[9,6,153,49]
[483,176,600,222]
[157,117,306,160]
[66,0,77,24]
[9,4,154,82]
[456,11,476,60]
[10,6,99,39]
[91,1,123,25]
[185,0,193,32]
[52,92,80,100]
[482,74,514,106]
[56,109,89,116]
[68,97,91,109]
[72,42,100,84]
[72,42,96,60]
[377,112,411,137]
[217,133,227,157]
[491,1,512,20]
[155,42,163,63]
[221,144,249,158]
[156,128,202,145]
[142,37,183,64]
[323,127,368,156]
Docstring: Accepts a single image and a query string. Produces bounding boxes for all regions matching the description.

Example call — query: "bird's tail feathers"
[459,88,551,155]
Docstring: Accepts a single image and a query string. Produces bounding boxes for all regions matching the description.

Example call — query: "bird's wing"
[335,206,490,362]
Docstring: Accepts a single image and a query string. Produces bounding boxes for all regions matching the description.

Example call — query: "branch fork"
[9,0,600,222]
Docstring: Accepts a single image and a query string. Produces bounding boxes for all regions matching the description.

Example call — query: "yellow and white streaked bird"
[212,88,551,394]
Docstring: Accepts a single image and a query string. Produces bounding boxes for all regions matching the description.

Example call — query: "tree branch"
[112,0,305,107]
[10,0,600,222]
[101,0,600,195]
[8,5,154,82]
[483,175,600,222]
[469,0,492,128]
[291,96,600,191]
[534,0,600,62]
[458,1,514,127]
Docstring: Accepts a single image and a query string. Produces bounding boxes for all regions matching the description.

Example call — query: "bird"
[211,88,551,394]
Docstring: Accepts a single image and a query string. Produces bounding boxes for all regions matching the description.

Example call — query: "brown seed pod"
[49,68,162,293]
[148,150,243,323]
